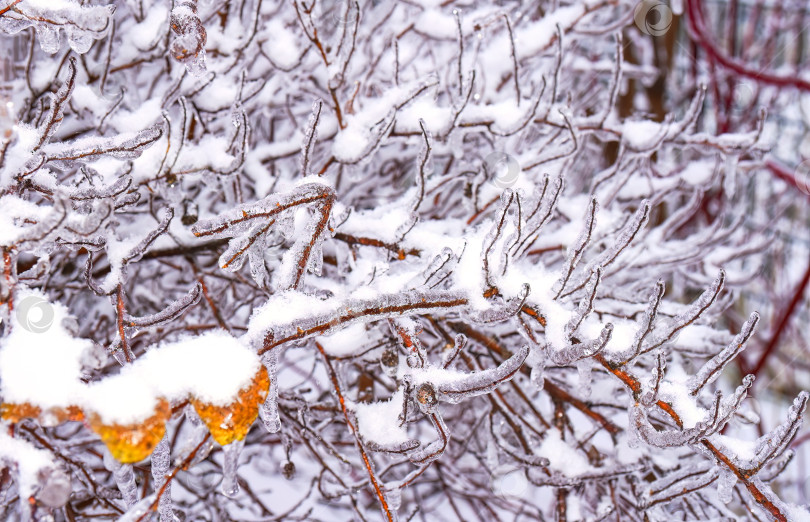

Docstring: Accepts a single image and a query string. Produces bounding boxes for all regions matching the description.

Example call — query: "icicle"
[220,439,245,498]
[151,436,173,522]
[387,487,402,512]
[717,468,737,504]
[259,351,281,433]
[177,406,214,468]
[577,359,592,398]
[522,341,545,390]
[486,437,499,470]
[104,449,138,507]
[530,363,545,390]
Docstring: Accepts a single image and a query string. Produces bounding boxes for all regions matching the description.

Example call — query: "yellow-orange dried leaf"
[0,402,41,423]
[192,365,269,445]
[88,399,170,463]
[40,405,85,425]
[58,405,85,422]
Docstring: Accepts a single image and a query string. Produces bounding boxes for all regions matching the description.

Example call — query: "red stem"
[765,159,810,199]
[748,254,810,377]
[685,0,810,91]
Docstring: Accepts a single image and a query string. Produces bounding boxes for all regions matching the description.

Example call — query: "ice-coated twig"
[45,123,164,162]
[420,247,456,289]
[482,190,514,290]
[641,270,726,354]
[71,174,132,201]
[526,463,642,488]
[512,173,564,257]
[411,119,431,214]
[300,99,323,177]
[258,351,281,433]
[641,462,718,508]
[124,282,201,327]
[366,439,421,454]
[565,268,601,334]
[123,208,175,265]
[550,323,613,365]
[104,449,138,508]
[0,1,112,54]
[562,200,650,298]
[490,413,549,467]
[441,333,466,369]
[554,197,597,299]
[612,280,665,365]
[708,374,755,436]
[740,392,809,478]
[257,290,469,355]
[192,182,335,288]
[688,312,759,395]
[630,402,711,448]
[314,341,395,522]
[34,57,76,151]
[406,411,449,466]
[465,283,529,324]
[437,345,528,402]
[151,436,173,521]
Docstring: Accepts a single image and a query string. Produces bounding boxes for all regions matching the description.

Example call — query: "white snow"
[0,195,52,246]
[0,289,90,409]
[354,389,410,446]
[0,427,57,497]
[316,322,369,357]
[538,429,591,477]
[1,295,262,425]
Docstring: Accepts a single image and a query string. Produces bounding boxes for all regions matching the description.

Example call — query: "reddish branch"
[765,158,810,200]
[449,321,621,436]
[2,248,12,316]
[315,341,394,522]
[747,253,810,378]
[685,0,810,92]
[258,292,469,355]
[334,232,421,259]
[591,356,787,521]
[509,304,788,520]
[115,286,131,363]
[0,0,22,17]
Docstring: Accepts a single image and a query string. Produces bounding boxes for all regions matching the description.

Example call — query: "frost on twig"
[170,1,207,76]
[688,312,759,395]
[0,0,113,54]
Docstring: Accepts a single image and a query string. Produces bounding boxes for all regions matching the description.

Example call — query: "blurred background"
[627,0,810,504]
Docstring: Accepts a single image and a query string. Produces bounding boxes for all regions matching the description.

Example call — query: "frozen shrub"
[0,0,807,521]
